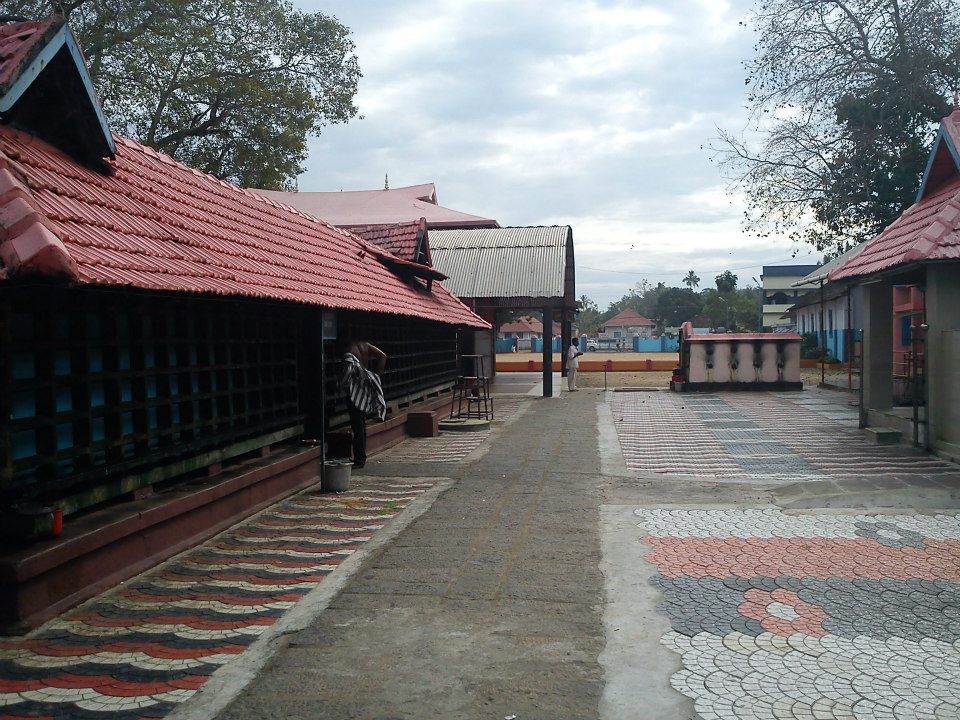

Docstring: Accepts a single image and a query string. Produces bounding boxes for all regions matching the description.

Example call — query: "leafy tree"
[715,270,738,293]
[701,289,728,329]
[682,270,700,290]
[577,295,602,335]
[713,0,960,254]
[702,288,761,331]
[800,332,823,359]
[655,287,703,327]
[604,280,665,321]
[10,0,361,188]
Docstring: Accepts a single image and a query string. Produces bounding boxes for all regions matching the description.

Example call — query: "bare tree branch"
[712,0,959,253]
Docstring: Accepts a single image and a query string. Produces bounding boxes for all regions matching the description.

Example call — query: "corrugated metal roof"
[795,242,868,285]
[430,226,572,300]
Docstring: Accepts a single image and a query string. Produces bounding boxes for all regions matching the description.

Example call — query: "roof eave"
[425,218,500,230]
[829,259,935,284]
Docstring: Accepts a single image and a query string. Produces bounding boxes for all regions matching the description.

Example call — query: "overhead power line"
[579,254,817,277]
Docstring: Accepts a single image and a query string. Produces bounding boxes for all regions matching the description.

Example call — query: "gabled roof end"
[0,18,115,166]
[916,108,960,202]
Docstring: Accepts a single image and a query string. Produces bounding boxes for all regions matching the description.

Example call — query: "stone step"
[864,427,902,445]
[438,417,490,432]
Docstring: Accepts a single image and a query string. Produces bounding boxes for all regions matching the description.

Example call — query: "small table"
[449,355,494,421]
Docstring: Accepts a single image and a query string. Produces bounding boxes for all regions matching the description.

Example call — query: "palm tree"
[683,270,700,290]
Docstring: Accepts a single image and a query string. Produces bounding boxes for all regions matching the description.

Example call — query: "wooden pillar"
[542,305,553,397]
[560,311,571,378]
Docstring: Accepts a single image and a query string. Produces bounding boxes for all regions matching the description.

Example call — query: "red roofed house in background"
[600,308,656,343]
[830,106,960,459]
[497,316,572,352]
[0,17,488,630]
[498,316,544,351]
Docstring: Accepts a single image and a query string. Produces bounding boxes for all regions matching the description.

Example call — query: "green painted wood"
[57,425,303,516]
[0,300,11,491]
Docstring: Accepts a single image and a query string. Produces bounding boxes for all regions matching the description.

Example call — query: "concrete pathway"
[1,386,958,720]
[206,387,604,720]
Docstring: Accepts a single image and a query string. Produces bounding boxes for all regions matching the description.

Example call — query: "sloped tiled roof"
[500,316,543,334]
[347,218,428,263]
[604,308,655,327]
[830,178,960,280]
[0,125,487,328]
[0,18,60,90]
[831,109,960,281]
[498,316,565,335]
[251,184,498,229]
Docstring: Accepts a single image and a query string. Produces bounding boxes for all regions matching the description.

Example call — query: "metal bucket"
[322,460,353,492]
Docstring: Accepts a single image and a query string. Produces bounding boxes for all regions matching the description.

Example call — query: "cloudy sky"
[295,0,821,308]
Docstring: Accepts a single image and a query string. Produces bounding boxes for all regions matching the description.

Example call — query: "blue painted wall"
[633,336,679,352]
[812,329,860,361]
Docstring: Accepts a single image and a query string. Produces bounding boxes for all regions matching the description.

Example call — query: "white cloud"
[296,0,802,307]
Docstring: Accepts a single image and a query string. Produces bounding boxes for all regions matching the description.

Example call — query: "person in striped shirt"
[340,337,387,468]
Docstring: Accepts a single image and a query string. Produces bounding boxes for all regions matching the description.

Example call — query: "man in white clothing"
[567,337,583,391]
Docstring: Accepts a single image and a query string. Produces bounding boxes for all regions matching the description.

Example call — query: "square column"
[925,265,960,456]
[862,279,893,413]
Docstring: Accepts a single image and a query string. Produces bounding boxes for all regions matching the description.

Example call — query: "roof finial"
[384,172,389,190]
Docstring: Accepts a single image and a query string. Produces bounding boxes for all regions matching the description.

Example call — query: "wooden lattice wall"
[1,286,462,513]
[0,285,304,511]
[318,310,460,427]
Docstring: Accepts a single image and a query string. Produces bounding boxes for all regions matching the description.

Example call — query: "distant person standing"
[567,337,583,392]
[339,336,387,468]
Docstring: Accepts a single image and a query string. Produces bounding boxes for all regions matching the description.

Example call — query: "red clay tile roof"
[604,308,655,327]
[0,18,61,90]
[830,177,960,280]
[831,109,960,280]
[500,316,543,334]
[251,184,499,229]
[347,218,428,263]
[923,108,960,200]
[499,316,566,335]
[0,125,488,328]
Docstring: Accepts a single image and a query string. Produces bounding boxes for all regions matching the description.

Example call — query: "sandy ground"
[496,353,857,390]
[568,368,856,389]
[498,351,676,363]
